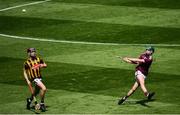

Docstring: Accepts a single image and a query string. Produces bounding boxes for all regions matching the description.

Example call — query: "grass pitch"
[0,0,180,114]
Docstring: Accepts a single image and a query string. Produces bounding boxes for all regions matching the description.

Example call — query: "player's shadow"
[126,99,156,107]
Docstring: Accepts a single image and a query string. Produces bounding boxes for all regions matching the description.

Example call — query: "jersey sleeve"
[40,58,45,64]
[24,62,29,70]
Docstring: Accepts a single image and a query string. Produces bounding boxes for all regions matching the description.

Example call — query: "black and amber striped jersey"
[24,57,44,81]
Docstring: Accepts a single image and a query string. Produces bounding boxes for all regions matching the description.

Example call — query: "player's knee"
[43,87,47,92]
[41,86,47,92]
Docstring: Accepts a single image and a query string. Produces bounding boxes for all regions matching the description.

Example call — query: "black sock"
[34,101,38,105]
[122,95,129,100]
[30,95,34,101]
[41,100,44,104]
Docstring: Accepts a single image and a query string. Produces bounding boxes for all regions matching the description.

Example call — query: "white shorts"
[135,70,146,79]
[33,78,42,85]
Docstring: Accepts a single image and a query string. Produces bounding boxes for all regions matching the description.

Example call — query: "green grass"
[1,16,180,44]
[53,0,180,9]
[0,1,180,44]
[0,0,180,114]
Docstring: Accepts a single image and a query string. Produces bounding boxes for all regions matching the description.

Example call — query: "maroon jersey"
[136,53,153,76]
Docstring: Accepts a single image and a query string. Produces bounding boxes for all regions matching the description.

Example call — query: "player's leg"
[118,81,139,105]
[29,85,40,100]
[26,82,35,110]
[27,97,33,109]
[136,75,155,99]
[27,84,40,109]
[36,80,47,112]
[35,85,40,96]
[136,75,148,95]
[127,81,139,97]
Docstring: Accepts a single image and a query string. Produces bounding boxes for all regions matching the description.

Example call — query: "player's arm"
[23,69,34,95]
[122,57,139,64]
[117,56,131,63]
[39,62,47,68]
[128,56,152,63]
[40,58,47,68]
[39,59,47,68]
[32,58,47,69]
[127,58,145,63]
[24,69,38,103]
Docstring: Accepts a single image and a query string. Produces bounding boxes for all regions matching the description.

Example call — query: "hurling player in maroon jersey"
[118,46,155,105]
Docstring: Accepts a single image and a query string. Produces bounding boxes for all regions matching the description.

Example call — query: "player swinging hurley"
[118,46,155,105]
[23,48,47,111]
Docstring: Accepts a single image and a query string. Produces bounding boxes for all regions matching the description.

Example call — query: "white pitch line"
[0,0,51,12]
[0,33,180,47]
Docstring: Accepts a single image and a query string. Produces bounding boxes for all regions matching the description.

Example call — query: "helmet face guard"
[146,46,155,53]
[27,48,36,53]
[27,48,36,58]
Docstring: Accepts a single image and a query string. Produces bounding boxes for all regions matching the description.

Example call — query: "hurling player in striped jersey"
[23,48,47,111]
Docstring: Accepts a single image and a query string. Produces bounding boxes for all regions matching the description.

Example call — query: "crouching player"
[118,46,155,105]
[23,48,47,111]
